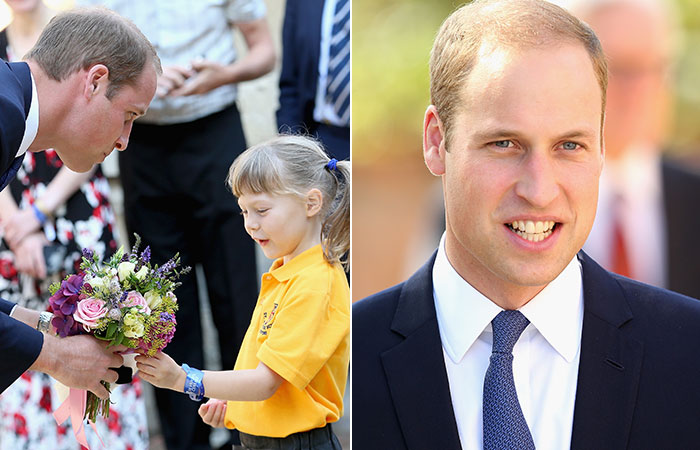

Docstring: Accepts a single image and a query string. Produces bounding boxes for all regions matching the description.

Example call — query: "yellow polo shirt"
[224,245,350,438]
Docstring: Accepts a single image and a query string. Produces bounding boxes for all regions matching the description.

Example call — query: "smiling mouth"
[506,220,558,242]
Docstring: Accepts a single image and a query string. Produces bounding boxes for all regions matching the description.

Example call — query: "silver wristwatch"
[37,311,54,333]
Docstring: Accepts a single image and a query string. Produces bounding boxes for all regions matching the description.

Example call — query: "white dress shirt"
[17,73,39,158]
[433,234,583,450]
[584,148,666,287]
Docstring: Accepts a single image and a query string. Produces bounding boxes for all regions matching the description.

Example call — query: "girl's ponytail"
[321,160,350,271]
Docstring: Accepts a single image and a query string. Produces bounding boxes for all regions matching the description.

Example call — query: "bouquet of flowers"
[48,235,189,422]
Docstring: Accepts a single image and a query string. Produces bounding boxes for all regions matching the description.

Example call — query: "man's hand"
[14,233,48,279]
[156,65,197,98]
[135,351,185,392]
[198,398,227,428]
[31,334,125,399]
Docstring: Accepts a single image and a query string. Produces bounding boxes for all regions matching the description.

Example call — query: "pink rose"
[74,298,108,331]
[122,291,151,315]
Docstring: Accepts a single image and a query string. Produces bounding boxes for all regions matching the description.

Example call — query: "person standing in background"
[576,0,700,299]
[277,0,350,161]
[75,1,276,449]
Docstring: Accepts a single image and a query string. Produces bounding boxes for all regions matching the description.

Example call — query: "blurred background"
[352,0,700,302]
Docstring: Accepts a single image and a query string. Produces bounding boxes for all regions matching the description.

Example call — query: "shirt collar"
[268,244,324,281]
[433,233,583,364]
[17,71,39,158]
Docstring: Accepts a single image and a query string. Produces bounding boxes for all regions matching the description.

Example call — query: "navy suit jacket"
[662,158,700,300]
[0,60,44,393]
[353,251,700,449]
[276,0,323,136]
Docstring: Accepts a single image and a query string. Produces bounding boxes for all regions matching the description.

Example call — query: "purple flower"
[138,312,177,355]
[140,246,151,265]
[82,248,94,260]
[48,274,85,337]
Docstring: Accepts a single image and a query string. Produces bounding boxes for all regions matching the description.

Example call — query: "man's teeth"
[509,220,556,242]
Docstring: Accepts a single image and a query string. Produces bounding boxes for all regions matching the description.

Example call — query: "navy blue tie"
[483,310,536,450]
[326,0,350,125]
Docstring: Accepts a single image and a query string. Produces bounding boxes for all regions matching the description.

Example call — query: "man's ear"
[423,105,446,176]
[83,64,110,99]
[305,188,323,218]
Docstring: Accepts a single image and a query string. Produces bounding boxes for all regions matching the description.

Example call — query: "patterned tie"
[483,310,536,450]
[326,0,350,125]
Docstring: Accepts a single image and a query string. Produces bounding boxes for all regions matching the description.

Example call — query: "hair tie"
[326,158,338,171]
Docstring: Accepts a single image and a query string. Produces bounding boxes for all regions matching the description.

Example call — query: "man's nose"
[513,150,560,208]
[115,124,133,151]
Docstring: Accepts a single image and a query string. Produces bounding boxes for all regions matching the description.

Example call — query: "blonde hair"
[27,7,161,99]
[430,0,608,146]
[227,135,350,271]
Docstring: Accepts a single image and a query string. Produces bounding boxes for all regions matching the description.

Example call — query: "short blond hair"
[430,0,608,145]
[27,7,161,99]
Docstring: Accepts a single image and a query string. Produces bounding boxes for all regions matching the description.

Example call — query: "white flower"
[118,262,136,281]
[144,290,163,310]
[123,322,145,338]
[123,311,145,338]
[123,311,139,326]
[134,266,148,281]
[87,276,106,290]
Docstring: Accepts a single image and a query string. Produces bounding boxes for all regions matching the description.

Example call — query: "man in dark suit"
[574,0,700,300]
[0,8,159,398]
[353,0,700,448]
[277,0,350,160]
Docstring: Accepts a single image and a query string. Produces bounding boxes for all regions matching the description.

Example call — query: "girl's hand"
[198,398,227,428]
[135,351,185,392]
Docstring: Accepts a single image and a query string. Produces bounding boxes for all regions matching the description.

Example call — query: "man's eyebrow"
[557,129,597,140]
[471,129,521,142]
[471,128,598,142]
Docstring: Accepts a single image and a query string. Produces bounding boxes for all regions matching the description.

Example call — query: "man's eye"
[257,209,268,214]
[562,142,579,150]
[492,140,513,148]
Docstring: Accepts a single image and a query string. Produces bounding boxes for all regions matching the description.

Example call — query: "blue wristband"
[31,203,47,225]
[182,363,205,401]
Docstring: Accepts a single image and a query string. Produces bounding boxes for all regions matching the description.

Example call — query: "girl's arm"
[135,351,284,402]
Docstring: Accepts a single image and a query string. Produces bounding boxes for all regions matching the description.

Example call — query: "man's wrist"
[37,311,54,333]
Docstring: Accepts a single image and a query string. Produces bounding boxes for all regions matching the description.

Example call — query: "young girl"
[135,135,350,449]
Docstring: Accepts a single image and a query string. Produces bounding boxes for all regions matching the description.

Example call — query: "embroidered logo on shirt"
[259,303,279,336]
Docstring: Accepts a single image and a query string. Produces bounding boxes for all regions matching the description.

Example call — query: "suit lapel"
[381,254,462,450]
[8,62,32,116]
[570,252,643,450]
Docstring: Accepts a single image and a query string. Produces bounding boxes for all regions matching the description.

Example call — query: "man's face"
[424,43,604,304]
[57,63,157,172]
